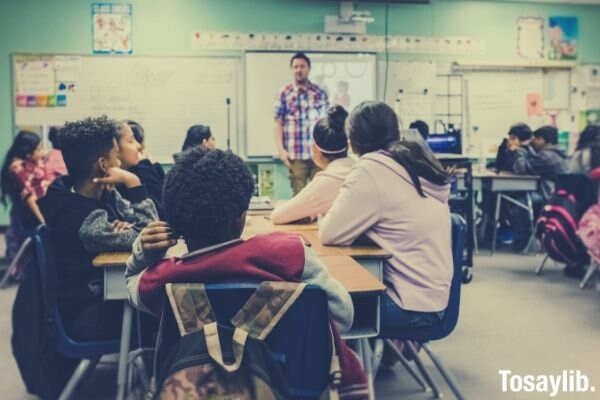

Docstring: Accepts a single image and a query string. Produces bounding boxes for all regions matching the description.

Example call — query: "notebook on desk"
[249,196,274,211]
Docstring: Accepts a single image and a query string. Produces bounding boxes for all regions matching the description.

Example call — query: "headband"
[314,141,347,155]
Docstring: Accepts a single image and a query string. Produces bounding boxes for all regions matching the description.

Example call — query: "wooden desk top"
[456,169,539,180]
[242,215,317,237]
[93,250,384,294]
[320,256,385,293]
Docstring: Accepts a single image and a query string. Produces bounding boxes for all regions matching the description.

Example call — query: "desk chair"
[374,213,467,400]
[157,283,334,399]
[33,225,120,400]
[491,191,536,255]
[0,228,36,288]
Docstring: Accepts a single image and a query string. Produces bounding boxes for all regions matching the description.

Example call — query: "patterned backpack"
[148,282,342,400]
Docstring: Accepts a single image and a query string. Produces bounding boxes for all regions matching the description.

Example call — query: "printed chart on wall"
[12,54,239,163]
[92,3,133,54]
[245,52,376,157]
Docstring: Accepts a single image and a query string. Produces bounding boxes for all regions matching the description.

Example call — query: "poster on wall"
[548,16,577,60]
[92,3,133,54]
[517,17,544,59]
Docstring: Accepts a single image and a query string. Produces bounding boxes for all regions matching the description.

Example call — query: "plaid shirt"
[274,81,329,160]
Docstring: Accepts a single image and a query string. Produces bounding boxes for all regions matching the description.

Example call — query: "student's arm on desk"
[125,221,176,313]
[319,167,379,246]
[271,175,329,224]
[79,188,158,253]
[301,246,354,333]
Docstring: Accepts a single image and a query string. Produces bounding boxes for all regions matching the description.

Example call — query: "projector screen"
[245,52,376,157]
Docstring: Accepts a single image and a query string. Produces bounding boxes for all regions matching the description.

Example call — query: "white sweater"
[271,157,356,224]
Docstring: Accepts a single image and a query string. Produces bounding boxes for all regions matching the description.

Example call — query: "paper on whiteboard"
[543,69,570,110]
[586,87,600,110]
[14,59,55,95]
[517,17,544,59]
[55,56,82,82]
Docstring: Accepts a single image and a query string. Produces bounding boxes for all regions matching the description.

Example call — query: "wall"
[2,0,600,223]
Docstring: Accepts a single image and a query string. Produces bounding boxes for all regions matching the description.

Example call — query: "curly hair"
[60,116,118,182]
[163,148,254,245]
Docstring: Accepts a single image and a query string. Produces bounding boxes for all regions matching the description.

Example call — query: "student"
[568,124,600,174]
[181,124,216,152]
[513,125,568,201]
[117,121,165,209]
[1,131,50,262]
[409,120,430,142]
[126,120,146,153]
[173,124,216,162]
[125,148,368,398]
[319,101,453,335]
[495,123,533,172]
[44,126,68,178]
[38,116,158,340]
[271,105,355,224]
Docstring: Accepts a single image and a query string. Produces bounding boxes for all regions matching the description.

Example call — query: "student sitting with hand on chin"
[38,116,158,341]
[114,121,165,214]
[271,105,355,224]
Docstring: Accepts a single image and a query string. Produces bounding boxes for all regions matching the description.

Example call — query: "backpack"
[148,282,342,400]
[535,174,596,264]
[577,203,600,264]
[11,240,78,399]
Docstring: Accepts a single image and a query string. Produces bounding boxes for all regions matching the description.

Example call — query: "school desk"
[457,170,540,255]
[93,230,388,400]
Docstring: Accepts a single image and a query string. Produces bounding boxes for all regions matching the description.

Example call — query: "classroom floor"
[0,243,599,399]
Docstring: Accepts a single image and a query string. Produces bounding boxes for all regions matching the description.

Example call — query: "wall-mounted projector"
[324,1,374,35]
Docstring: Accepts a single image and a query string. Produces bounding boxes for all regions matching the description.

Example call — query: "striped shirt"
[274,81,329,160]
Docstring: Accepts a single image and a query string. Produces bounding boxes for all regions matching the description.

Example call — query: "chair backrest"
[32,225,119,358]
[394,213,467,342]
[555,173,596,213]
[159,283,332,399]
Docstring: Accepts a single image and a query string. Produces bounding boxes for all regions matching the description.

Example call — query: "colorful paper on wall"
[92,3,133,54]
[57,95,67,107]
[527,93,543,116]
[548,16,577,60]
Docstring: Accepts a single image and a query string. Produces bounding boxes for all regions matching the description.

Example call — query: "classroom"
[1,0,600,399]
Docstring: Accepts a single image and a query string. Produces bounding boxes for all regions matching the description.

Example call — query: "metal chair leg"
[524,193,536,254]
[536,255,549,276]
[579,263,598,289]
[423,344,465,400]
[58,358,99,400]
[371,338,384,378]
[491,194,502,255]
[385,340,429,392]
[0,237,31,288]
[405,341,442,399]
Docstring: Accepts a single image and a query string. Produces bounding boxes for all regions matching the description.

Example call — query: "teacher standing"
[274,52,330,194]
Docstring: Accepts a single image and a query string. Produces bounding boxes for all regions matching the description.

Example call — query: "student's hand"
[112,220,133,233]
[140,221,177,252]
[278,149,291,168]
[94,167,141,188]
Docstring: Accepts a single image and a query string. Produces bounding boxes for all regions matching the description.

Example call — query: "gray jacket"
[513,145,568,201]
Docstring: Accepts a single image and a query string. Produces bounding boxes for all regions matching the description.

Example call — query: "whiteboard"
[465,70,546,156]
[245,52,376,157]
[377,61,436,129]
[13,54,240,163]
